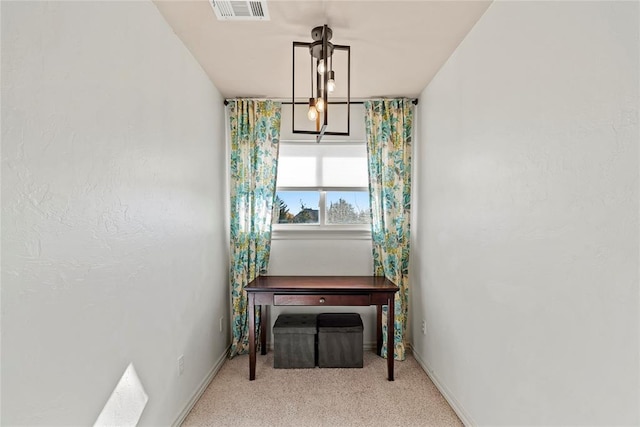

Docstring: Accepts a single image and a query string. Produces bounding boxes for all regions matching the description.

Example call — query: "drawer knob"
[319,297,326,304]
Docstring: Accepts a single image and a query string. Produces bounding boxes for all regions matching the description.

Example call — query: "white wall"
[412,1,639,425]
[1,1,228,425]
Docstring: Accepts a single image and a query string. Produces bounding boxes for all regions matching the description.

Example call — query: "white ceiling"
[153,0,492,100]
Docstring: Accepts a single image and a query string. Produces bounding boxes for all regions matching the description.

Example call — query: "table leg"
[248,293,256,381]
[387,294,395,381]
[376,304,383,356]
[260,304,268,355]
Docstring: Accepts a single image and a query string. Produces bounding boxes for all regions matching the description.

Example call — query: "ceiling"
[153,0,492,100]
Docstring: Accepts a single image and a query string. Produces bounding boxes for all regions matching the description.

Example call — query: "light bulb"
[317,60,326,74]
[327,71,336,93]
[307,106,318,121]
[307,98,317,121]
[316,97,325,113]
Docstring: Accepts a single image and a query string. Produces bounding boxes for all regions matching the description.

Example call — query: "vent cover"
[211,1,270,21]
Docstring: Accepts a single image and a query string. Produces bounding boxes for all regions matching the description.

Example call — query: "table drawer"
[274,294,370,306]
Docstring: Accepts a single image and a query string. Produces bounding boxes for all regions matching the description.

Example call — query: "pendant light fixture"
[292,25,351,142]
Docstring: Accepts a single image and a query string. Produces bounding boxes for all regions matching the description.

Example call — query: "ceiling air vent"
[211,0,270,21]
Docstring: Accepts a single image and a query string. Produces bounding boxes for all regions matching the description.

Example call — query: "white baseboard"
[411,348,477,427]
[172,346,230,427]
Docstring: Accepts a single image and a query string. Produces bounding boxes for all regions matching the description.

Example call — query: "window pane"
[276,155,318,187]
[326,191,371,224]
[274,191,319,224]
[321,145,368,188]
[277,143,368,188]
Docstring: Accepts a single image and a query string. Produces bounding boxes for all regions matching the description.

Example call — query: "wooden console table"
[245,275,399,381]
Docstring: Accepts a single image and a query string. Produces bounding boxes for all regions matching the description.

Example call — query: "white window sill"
[271,226,372,240]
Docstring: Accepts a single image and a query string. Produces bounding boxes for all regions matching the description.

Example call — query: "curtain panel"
[364,99,413,361]
[228,99,281,357]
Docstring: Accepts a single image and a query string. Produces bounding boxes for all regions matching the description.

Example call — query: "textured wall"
[1,1,228,425]
[412,1,639,425]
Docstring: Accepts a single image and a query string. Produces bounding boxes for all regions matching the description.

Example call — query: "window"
[274,190,320,224]
[325,191,370,224]
[273,142,371,237]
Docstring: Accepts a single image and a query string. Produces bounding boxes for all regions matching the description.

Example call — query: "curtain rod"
[223,99,418,106]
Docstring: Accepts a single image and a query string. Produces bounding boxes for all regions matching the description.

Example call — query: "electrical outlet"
[421,319,426,335]
[178,355,184,375]
[219,316,224,333]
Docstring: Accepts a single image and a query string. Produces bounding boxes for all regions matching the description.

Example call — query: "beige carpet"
[183,351,462,427]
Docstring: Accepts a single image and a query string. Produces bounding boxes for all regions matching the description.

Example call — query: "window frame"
[272,141,372,240]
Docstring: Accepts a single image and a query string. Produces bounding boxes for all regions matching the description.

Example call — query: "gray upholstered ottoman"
[273,313,317,369]
[317,313,363,368]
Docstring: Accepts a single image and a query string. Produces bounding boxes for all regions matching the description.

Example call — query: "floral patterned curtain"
[228,99,281,357]
[364,99,413,361]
